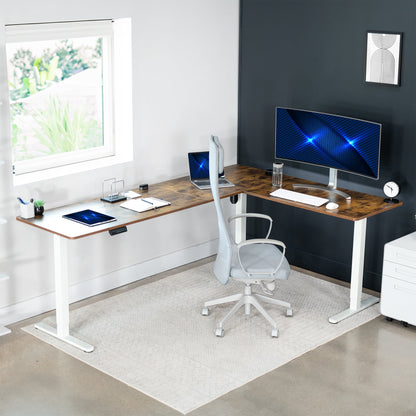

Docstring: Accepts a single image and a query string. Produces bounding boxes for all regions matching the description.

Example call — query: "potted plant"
[34,200,44,216]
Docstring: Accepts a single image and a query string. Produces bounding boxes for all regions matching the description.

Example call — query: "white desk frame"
[32,197,250,353]
[328,218,379,323]
[31,195,379,353]
[24,164,393,352]
[236,195,379,325]
[35,235,94,352]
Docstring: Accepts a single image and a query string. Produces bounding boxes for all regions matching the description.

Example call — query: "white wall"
[0,0,239,326]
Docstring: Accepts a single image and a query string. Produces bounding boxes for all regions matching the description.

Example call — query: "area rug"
[23,262,379,414]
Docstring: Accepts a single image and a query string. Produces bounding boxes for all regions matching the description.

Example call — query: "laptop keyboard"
[195,178,228,185]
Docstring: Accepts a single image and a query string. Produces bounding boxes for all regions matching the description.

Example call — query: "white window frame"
[5,18,133,185]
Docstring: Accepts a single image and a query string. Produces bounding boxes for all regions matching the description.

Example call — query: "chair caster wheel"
[402,321,409,327]
[271,328,279,338]
[286,308,293,317]
[201,307,209,316]
[215,328,224,337]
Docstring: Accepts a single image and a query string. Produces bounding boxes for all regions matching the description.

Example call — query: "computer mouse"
[326,202,339,210]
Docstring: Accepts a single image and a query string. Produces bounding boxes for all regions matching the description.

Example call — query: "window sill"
[13,153,133,186]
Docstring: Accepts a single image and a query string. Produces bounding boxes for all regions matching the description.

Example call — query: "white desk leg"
[234,193,247,244]
[329,218,379,323]
[35,234,94,352]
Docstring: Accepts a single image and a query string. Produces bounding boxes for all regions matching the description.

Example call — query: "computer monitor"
[275,107,382,199]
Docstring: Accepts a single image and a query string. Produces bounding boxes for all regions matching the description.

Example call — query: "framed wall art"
[365,31,402,86]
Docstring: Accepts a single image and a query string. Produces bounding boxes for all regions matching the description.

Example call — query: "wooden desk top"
[15,171,240,239]
[225,165,403,221]
[16,164,402,239]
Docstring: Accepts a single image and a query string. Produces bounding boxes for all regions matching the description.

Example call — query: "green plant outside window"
[7,29,107,167]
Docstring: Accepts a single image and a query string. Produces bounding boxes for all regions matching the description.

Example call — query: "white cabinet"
[381,232,416,326]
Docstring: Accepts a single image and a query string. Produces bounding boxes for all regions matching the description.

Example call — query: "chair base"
[202,284,292,337]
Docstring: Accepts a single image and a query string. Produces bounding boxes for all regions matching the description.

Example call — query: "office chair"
[202,135,293,338]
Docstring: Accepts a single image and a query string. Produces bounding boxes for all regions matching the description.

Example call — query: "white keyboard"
[270,188,329,207]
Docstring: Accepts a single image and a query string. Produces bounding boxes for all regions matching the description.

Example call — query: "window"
[5,19,133,183]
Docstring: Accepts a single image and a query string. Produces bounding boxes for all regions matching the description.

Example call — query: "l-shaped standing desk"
[17,165,402,352]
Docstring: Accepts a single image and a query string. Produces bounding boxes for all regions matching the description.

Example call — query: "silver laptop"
[188,151,234,190]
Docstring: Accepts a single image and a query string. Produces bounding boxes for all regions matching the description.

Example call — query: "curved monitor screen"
[275,107,381,179]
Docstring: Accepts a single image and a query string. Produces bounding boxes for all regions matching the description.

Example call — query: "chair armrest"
[236,238,286,277]
[228,213,273,239]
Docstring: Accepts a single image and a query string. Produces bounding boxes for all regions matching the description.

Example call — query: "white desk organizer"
[19,201,34,219]
[101,178,126,203]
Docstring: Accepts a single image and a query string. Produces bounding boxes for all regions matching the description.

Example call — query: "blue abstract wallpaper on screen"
[275,108,381,178]
[188,152,210,179]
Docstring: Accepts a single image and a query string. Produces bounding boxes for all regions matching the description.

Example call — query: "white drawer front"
[380,275,416,325]
[384,244,416,269]
[382,261,416,284]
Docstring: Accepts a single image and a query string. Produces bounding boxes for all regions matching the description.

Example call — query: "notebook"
[120,197,170,213]
[188,151,234,190]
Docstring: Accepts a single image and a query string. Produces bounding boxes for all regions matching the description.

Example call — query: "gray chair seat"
[230,244,290,281]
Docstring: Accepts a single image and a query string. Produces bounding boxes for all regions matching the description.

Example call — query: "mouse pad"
[62,209,116,227]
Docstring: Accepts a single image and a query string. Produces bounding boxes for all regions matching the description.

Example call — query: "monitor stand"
[293,168,351,200]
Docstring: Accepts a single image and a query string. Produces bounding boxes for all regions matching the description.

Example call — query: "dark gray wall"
[238,0,416,291]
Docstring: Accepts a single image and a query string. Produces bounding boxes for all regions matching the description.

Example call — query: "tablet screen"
[62,209,116,227]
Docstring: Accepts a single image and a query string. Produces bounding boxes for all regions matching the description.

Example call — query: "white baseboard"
[0,326,11,336]
[0,240,217,327]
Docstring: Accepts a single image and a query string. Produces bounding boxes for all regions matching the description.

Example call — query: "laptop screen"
[188,152,210,179]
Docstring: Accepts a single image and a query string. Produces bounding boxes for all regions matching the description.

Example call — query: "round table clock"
[383,181,400,203]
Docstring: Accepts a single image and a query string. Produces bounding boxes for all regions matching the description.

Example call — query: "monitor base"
[292,167,351,200]
[293,183,351,200]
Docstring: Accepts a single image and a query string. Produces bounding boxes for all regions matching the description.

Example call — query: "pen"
[17,197,27,205]
[142,199,156,209]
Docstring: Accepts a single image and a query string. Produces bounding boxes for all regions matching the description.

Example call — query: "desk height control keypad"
[108,226,128,236]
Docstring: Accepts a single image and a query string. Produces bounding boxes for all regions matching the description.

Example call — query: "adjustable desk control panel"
[109,226,128,236]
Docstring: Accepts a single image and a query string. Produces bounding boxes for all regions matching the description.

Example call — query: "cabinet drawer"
[383,261,416,283]
[384,244,416,269]
[380,275,416,325]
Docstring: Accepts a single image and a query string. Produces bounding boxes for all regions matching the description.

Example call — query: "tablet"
[62,209,116,227]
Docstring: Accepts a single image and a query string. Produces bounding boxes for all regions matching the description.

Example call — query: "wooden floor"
[1,262,415,416]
